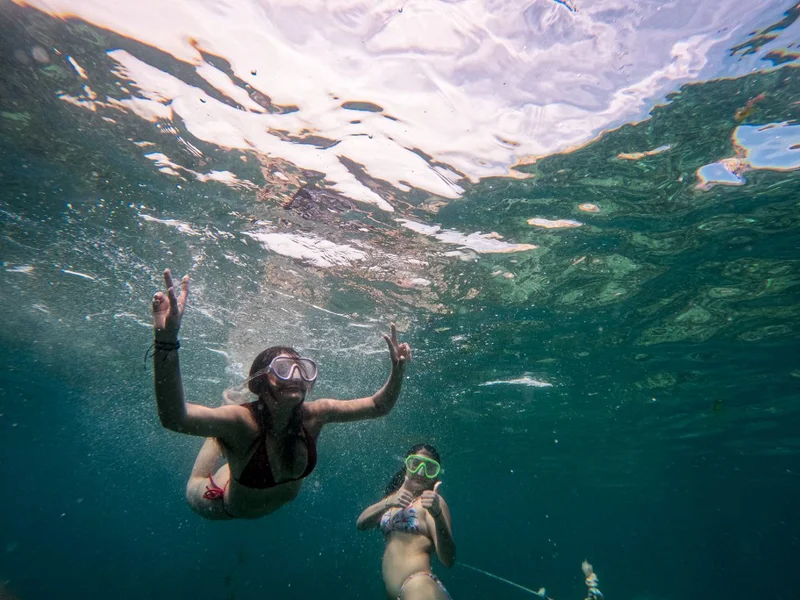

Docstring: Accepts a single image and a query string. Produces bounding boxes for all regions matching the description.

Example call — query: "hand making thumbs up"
[421,481,443,518]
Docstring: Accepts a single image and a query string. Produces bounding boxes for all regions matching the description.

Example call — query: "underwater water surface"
[1,1,799,599]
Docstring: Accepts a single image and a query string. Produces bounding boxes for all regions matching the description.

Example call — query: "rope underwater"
[458,560,604,600]
[459,562,548,598]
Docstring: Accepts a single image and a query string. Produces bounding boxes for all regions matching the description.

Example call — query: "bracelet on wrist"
[154,339,180,351]
[144,338,180,367]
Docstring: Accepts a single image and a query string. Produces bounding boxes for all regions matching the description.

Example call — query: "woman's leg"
[185,438,234,520]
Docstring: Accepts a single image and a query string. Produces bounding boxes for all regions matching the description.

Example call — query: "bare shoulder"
[209,403,257,448]
[179,400,255,441]
[201,402,256,432]
[226,403,264,434]
[215,402,251,420]
[304,397,335,412]
[302,398,336,432]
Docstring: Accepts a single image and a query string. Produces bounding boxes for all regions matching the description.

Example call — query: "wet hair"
[248,346,300,395]
[384,443,441,496]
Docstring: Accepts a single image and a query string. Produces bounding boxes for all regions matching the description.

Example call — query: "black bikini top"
[231,402,317,489]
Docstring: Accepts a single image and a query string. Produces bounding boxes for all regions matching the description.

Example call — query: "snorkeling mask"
[265,356,318,382]
[405,454,441,479]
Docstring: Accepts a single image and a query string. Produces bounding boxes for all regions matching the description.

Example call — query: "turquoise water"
[1,1,799,599]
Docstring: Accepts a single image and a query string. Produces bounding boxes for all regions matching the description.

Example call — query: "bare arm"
[420,483,455,567]
[307,323,411,426]
[309,364,405,424]
[151,269,243,440]
[153,345,243,438]
[356,488,414,530]
[356,496,392,531]
[427,497,456,567]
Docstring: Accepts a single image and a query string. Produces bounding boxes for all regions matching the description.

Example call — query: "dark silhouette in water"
[284,184,355,220]
[0,582,20,600]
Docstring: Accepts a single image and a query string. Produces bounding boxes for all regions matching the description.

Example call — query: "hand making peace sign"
[152,268,189,342]
[382,322,412,370]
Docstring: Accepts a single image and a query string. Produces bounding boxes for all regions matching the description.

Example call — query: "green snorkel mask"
[405,454,441,478]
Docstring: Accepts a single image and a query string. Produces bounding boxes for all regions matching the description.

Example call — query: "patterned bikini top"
[380,505,422,535]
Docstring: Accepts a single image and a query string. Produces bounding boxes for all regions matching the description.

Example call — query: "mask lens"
[422,460,440,478]
[406,456,423,472]
[270,357,296,379]
[297,358,318,382]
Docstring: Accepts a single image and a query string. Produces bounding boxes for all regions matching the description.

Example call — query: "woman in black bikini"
[357,444,456,599]
[151,268,411,520]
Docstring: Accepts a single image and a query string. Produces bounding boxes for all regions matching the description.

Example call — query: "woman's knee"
[185,476,206,505]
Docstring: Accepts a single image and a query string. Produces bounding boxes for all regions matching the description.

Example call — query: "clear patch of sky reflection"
[696,121,800,189]
[15,0,799,210]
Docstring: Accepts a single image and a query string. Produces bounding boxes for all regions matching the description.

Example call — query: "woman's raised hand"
[389,488,415,508]
[152,268,189,342]
[382,322,411,369]
[420,481,443,517]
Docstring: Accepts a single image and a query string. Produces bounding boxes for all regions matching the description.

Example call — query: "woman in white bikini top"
[357,444,456,600]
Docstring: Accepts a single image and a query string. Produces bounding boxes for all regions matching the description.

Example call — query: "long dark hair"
[384,443,441,496]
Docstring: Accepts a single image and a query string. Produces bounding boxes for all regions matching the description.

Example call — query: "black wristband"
[144,339,180,368]
[154,339,180,352]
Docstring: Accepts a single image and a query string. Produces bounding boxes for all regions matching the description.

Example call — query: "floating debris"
[66,55,89,79]
[616,144,671,160]
[479,376,553,388]
[61,269,97,280]
[527,218,583,229]
[5,265,33,274]
[734,92,767,121]
[398,219,537,253]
